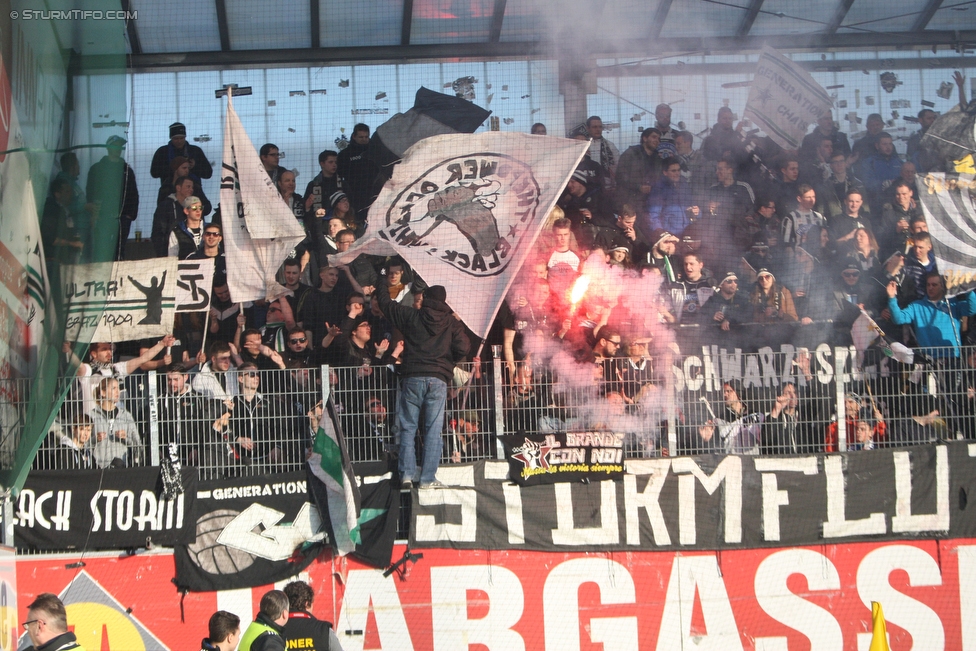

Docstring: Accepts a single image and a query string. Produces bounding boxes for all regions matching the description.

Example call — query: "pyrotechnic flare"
[569,274,590,315]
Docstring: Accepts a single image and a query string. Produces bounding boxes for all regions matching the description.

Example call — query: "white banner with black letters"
[14,468,197,549]
[410,441,976,551]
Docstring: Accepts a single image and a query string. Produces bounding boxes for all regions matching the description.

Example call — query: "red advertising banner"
[16,539,976,650]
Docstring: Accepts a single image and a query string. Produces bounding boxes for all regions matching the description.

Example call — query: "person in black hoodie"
[282,581,343,651]
[377,284,469,488]
[337,124,380,224]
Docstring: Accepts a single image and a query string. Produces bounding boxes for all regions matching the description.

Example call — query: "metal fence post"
[834,347,847,452]
[147,370,160,466]
[320,364,331,406]
[491,345,506,459]
[666,348,677,457]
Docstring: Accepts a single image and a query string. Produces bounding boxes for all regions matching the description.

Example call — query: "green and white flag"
[307,399,362,555]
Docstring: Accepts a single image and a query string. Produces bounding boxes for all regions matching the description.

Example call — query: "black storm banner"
[174,471,326,592]
[15,468,197,550]
[410,442,976,552]
[501,432,625,486]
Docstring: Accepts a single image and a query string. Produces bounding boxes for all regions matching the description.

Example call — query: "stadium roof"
[72,0,976,70]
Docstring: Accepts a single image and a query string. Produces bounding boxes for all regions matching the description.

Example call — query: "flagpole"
[200,308,211,357]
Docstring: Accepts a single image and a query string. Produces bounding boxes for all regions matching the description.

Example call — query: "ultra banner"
[501,432,625,486]
[13,468,197,550]
[410,441,976,552]
[174,471,326,592]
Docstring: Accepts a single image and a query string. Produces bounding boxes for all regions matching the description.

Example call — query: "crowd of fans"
[36,81,976,474]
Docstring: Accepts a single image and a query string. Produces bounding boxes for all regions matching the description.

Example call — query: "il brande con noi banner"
[16,541,976,651]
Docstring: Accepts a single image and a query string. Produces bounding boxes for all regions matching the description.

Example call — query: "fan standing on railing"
[376,285,469,490]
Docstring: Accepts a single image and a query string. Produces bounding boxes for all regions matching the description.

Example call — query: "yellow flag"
[870,601,890,651]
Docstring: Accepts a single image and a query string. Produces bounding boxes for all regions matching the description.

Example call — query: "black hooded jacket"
[377,288,469,384]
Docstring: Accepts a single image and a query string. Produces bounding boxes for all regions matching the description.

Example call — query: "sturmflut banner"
[333,132,588,337]
[918,172,976,294]
[410,442,976,552]
[744,46,832,150]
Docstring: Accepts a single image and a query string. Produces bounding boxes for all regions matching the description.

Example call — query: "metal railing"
[18,344,976,477]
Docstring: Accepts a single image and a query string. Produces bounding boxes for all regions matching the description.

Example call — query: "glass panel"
[411,0,493,45]
[226,0,312,50]
[130,0,221,53]
[749,0,838,36]
[321,0,403,47]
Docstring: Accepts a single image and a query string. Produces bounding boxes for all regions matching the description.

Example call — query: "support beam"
[401,0,414,46]
[214,0,231,51]
[736,0,766,38]
[80,31,976,72]
[120,0,141,55]
[310,0,320,48]
[489,0,507,44]
[603,54,976,78]
[912,0,944,32]
[825,0,857,34]
[648,0,674,40]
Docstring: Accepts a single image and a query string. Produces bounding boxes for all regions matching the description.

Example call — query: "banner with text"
[744,46,832,150]
[64,258,178,342]
[14,468,197,550]
[501,432,625,486]
[410,441,976,552]
[174,471,326,592]
[16,539,976,651]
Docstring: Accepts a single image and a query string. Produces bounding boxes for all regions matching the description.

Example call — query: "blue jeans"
[397,376,448,484]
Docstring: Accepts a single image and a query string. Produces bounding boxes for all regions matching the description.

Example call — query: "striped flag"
[307,399,362,555]
[917,172,976,295]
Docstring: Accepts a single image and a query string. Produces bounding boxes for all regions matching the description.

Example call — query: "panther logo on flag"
[380,154,541,277]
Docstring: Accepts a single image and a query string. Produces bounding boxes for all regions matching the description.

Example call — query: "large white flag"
[64,258,179,342]
[219,93,306,302]
[744,46,832,150]
[332,132,588,337]
[917,172,976,295]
